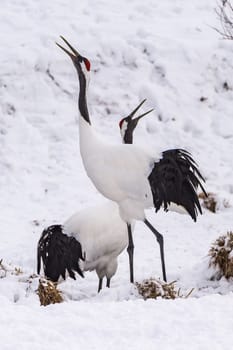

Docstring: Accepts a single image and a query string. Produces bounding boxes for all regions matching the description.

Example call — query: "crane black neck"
[123,129,133,144]
[77,67,91,125]
[121,119,136,144]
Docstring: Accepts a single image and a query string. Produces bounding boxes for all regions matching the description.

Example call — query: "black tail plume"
[37,224,84,282]
[148,149,207,221]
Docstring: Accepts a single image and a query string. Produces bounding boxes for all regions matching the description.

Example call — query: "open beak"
[56,36,81,61]
[128,99,154,124]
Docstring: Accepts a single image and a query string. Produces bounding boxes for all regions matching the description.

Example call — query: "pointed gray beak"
[127,99,154,124]
[56,36,82,61]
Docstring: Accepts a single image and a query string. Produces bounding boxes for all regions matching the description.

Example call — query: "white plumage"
[64,201,128,283]
[79,105,156,223]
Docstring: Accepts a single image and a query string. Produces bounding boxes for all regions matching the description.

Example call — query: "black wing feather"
[37,224,85,282]
[148,149,207,221]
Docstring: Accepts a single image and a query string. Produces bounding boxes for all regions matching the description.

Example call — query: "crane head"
[119,99,154,144]
[56,36,91,73]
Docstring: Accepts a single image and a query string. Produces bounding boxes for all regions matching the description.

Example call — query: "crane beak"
[127,99,147,119]
[134,108,154,122]
[56,36,82,61]
[128,99,154,123]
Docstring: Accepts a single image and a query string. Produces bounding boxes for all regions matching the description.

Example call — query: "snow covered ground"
[1,0,233,349]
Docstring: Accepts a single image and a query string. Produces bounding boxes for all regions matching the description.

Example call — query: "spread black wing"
[37,224,84,282]
[148,149,207,221]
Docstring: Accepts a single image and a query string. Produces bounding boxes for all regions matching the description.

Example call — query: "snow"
[0,0,233,349]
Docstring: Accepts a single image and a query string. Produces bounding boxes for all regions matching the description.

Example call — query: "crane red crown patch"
[119,118,125,129]
[84,58,91,71]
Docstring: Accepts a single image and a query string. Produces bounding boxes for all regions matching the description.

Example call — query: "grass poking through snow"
[37,278,63,306]
[136,278,194,300]
[209,231,233,280]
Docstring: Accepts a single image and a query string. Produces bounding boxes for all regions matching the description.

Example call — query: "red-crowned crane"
[37,102,152,292]
[37,203,127,293]
[56,37,207,283]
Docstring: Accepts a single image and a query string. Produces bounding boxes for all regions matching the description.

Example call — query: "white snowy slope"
[0,0,233,349]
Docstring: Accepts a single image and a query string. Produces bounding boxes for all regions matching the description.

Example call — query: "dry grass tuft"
[0,259,23,278]
[37,278,63,306]
[199,192,230,213]
[0,259,7,278]
[136,278,194,300]
[199,192,217,213]
[209,231,233,280]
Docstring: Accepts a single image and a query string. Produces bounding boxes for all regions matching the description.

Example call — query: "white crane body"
[79,118,156,221]
[64,201,129,278]
[37,201,131,291]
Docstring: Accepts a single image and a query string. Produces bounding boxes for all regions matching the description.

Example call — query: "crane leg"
[144,218,167,282]
[106,278,111,288]
[98,278,103,293]
[127,223,134,284]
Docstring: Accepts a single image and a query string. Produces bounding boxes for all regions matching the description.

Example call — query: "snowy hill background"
[0,1,233,349]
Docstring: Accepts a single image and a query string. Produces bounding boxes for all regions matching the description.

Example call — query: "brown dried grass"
[0,259,23,278]
[136,278,194,300]
[209,231,233,279]
[37,278,63,306]
[199,192,230,213]
[199,192,217,213]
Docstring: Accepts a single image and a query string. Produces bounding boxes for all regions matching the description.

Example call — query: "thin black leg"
[106,278,111,288]
[144,218,167,282]
[127,223,134,284]
[98,278,103,293]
